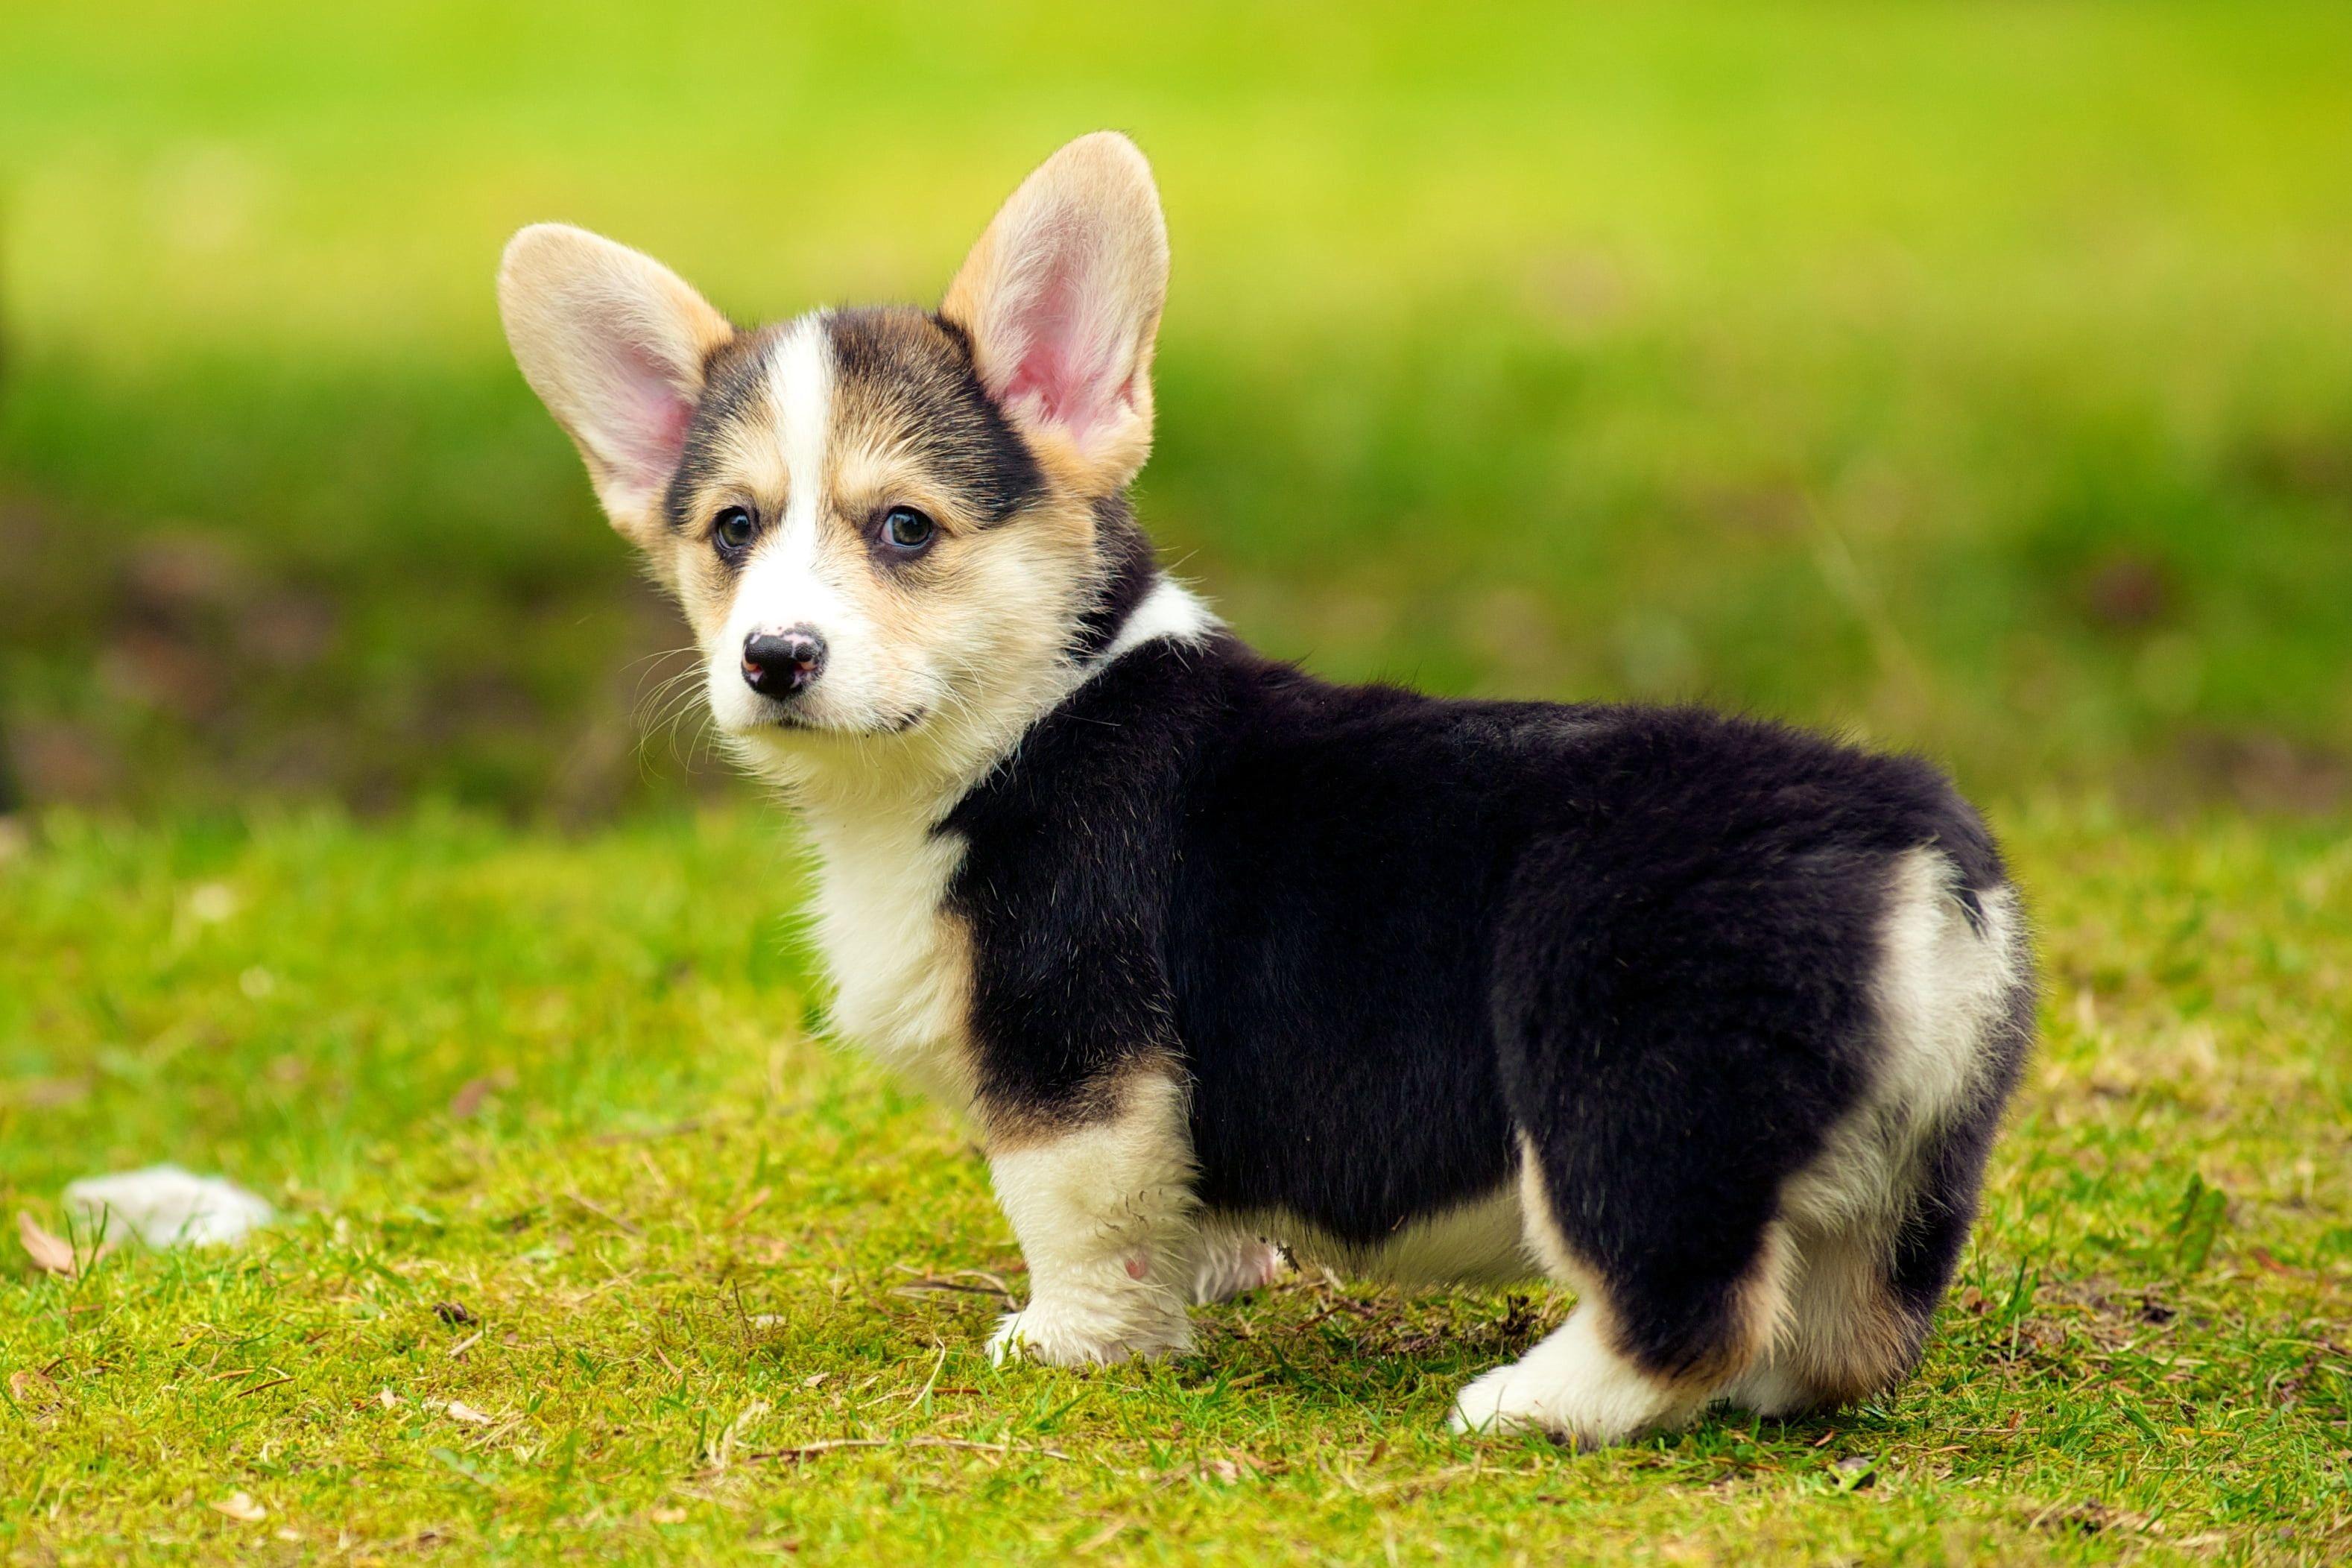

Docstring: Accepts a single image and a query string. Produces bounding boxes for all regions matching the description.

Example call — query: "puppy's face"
[499,133,1169,785]
[651,309,1076,746]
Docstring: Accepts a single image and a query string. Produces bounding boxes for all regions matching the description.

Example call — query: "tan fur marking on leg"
[1702,1221,1797,1388]
[1776,1223,1925,1406]
[1514,1132,1789,1392]
[979,1052,1183,1154]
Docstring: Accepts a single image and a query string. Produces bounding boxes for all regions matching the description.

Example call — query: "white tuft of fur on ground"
[64,1164,274,1247]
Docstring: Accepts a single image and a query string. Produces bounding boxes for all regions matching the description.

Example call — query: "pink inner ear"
[606,340,695,492]
[997,243,1128,451]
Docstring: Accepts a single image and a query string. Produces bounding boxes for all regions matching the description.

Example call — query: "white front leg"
[985,1071,1198,1366]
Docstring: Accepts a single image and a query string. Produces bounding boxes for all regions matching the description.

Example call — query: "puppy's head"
[498,133,1169,788]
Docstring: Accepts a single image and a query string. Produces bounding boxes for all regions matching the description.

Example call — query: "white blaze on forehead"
[733,313,841,632]
[768,312,834,537]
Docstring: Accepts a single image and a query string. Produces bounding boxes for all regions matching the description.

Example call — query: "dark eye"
[712,505,756,554]
[882,505,936,551]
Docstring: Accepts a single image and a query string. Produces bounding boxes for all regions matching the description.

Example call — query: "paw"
[1448,1362,1636,1448]
[1448,1362,1561,1440]
[1189,1235,1287,1306]
[1447,1312,1700,1448]
[985,1301,1191,1368]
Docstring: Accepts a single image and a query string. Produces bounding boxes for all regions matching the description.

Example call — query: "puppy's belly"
[1209,1186,1534,1288]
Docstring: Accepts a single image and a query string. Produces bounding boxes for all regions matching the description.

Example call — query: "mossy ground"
[2,803,2345,1564]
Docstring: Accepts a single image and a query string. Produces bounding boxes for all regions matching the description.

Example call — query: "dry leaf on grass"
[209,1492,268,1523]
[1076,1520,1131,1554]
[13,1077,92,1110]
[18,1213,79,1275]
[447,1069,516,1119]
[436,1399,493,1426]
[8,1369,62,1423]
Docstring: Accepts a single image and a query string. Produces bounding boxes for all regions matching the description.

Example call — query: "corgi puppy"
[497,133,2035,1446]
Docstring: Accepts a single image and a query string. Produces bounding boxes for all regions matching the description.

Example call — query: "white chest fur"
[782,587,1218,1113]
[800,809,977,1109]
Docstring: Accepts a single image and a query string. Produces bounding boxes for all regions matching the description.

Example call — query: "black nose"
[742,626,826,695]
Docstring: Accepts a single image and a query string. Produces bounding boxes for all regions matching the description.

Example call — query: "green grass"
[2,803,2346,1564]
[5,1,2352,811]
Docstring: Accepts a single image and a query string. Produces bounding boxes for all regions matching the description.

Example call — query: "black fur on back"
[942,629,2029,1376]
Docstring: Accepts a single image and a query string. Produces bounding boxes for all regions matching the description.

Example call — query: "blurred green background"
[4,1,2350,820]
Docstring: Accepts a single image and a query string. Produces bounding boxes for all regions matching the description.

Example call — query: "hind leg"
[1183,1221,1287,1305]
[1719,1221,1924,1417]
[1450,1139,1790,1445]
[1458,835,1895,1443]
[1725,1118,2002,1417]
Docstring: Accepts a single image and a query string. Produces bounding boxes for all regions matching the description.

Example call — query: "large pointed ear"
[497,223,733,541]
[941,132,1169,493]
